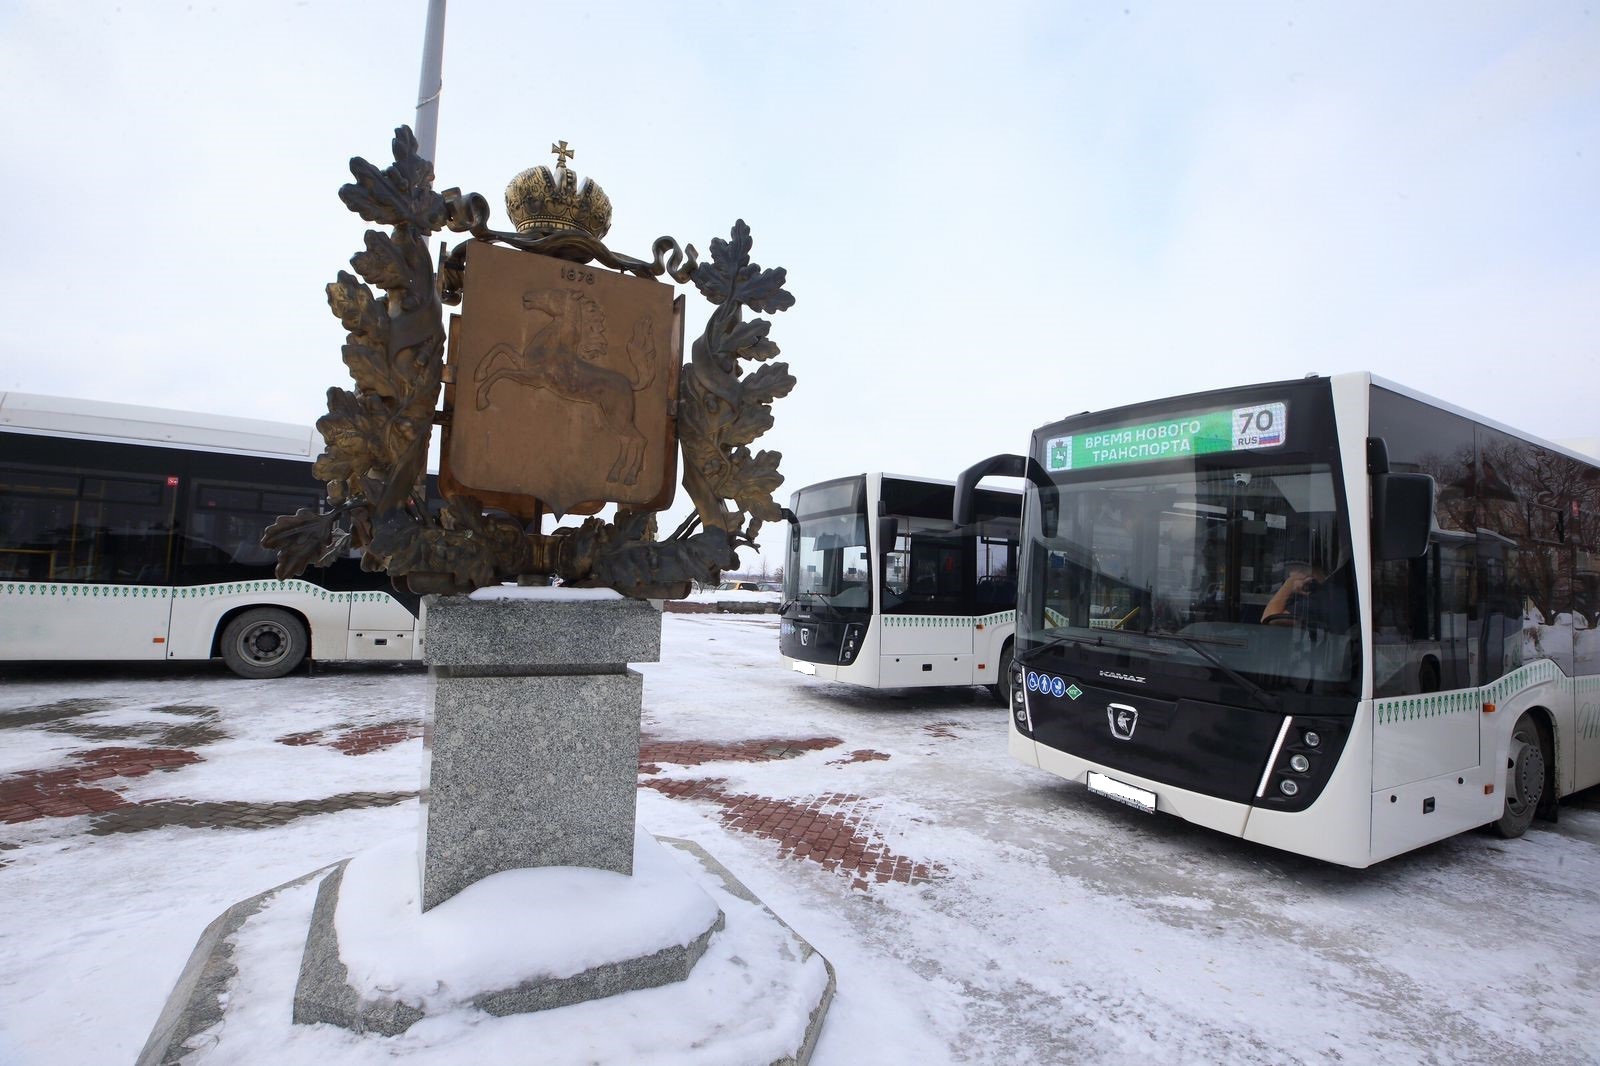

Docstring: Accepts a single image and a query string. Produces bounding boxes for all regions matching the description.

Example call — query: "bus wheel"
[1492,712,1548,839]
[990,642,1014,706]
[221,608,307,679]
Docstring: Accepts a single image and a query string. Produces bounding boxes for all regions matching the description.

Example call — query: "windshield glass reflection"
[1023,462,1358,696]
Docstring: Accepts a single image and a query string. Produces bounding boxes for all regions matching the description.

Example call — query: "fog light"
[1289,754,1310,773]
[1303,730,1321,748]
[1279,779,1300,797]
[1015,708,1028,725]
[839,623,865,665]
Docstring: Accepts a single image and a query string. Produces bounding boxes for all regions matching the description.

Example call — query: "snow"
[467,585,625,601]
[334,830,720,999]
[679,589,781,606]
[186,838,831,1066]
[1,613,1598,1065]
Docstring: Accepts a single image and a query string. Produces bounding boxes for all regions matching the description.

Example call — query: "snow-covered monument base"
[137,594,834,1063]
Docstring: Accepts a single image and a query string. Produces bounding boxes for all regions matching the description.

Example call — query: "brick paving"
[0,698,118,730]
[0,747,202,824]
[276,722,424,756]
[1,719,422,831]
[639,733,941,889]
[830,749,893,765]
[643,777,939,888]
[2,719,939,890]
[85,790,418,835]
[636,736,843,772]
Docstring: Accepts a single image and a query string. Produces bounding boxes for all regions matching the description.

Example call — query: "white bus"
[0,391,423,678]
[958,372,1600,867]
[779,473,1021,702]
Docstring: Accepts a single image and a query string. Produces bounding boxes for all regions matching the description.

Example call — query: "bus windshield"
[785,477,873,614]
[1023,460,1359,698]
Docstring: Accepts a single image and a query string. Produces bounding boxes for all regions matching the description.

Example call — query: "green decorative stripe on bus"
[2,583,173,599]
[173,580,340,601]
[1,579,398,605]
[884,612,1015,630]
[1376,660,1569,725]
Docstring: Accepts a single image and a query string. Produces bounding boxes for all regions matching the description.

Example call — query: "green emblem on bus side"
[1067,684,1083,700]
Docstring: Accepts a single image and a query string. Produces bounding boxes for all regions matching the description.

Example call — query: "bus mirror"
[877,516,899,552]
[1366,436,1391,475]
[956,453,1057,535]
[955,454,1025,525]
[1374,473,1434,560]
[780,507,799,533]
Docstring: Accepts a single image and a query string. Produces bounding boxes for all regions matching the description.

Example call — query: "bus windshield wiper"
[1032,630,1176,657]
[798,590,841,618]
[1138,630,1279,712]
[1033,631,1107,653]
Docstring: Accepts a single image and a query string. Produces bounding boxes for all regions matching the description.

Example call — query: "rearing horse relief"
[474,287,658,486]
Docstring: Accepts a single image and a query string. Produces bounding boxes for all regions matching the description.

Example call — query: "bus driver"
[1261,562,1324,626]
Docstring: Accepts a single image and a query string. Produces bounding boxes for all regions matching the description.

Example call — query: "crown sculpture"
[263,128,795,599]
[504,140,613,237]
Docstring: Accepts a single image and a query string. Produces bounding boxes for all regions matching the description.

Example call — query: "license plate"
[1086,771,1156,814]
[792,661,817,675]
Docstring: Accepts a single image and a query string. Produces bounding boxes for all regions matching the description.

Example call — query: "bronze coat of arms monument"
[263,129,795,600]
[136,129,832,1063]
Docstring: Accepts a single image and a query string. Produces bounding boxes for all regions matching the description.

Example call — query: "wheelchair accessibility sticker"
[1027,672,1082,700]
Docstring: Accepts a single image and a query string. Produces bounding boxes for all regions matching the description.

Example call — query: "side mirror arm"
[955,453,1057,534]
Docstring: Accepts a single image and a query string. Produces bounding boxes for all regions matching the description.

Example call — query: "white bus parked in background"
[958,372,1600,867]
[0,392,423,678]
[779,473,1021,702]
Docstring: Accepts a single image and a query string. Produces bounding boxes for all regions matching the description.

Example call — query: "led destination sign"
[1045,401,1287,473]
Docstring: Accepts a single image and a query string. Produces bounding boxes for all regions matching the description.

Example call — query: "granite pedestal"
[419,594,663,908]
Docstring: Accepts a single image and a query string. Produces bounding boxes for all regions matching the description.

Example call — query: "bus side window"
[975,534,1016,608]
[909,539,963,601]
[76,476,175,584]
[183,482,317,575]
[882,529,910,598]
[0,467,78,580]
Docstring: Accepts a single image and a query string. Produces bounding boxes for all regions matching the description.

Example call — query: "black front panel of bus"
[1017,654,1354,811]
[1025,674,1280,803]
[780,616,859,664]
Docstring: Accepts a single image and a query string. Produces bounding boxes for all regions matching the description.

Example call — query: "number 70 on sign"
[1233,402,1286,450]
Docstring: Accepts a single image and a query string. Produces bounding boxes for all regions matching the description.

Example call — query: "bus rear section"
[779,473,1020,700]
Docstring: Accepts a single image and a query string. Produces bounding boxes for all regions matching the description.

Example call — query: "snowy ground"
[1,612,1597,1065]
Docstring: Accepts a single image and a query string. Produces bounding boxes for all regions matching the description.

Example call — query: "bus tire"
[991,641,1014,706]
[1492,711,1548,839]
[221,608,307,679]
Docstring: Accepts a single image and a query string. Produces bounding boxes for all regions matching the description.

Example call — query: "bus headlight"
[838,623,865,664]
[1279,780,1300,797]
[1010,662,1032,731]
[1303,731,1321,748]
[1289,754,1310,774]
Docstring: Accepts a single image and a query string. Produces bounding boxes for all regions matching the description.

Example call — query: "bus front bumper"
[782,655,840,681]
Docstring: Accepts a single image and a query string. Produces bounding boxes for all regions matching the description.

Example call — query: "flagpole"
[414,0,447,163]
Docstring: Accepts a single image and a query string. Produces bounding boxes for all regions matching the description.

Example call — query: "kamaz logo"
[1108,703,1139,740]
[799,628,810,647]
[1100,670,1146,685]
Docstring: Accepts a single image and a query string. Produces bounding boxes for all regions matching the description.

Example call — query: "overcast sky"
[2,1,1596,567]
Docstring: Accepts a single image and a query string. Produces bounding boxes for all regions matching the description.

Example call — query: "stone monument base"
[137,832,834,1065]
